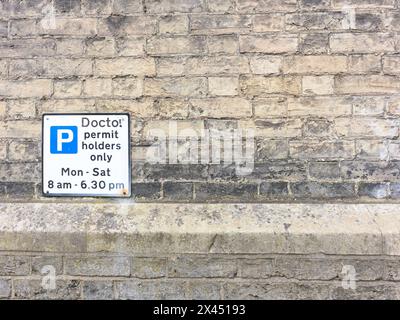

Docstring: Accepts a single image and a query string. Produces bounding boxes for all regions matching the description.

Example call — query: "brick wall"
[0,0,400,202]
[1,252,399,299]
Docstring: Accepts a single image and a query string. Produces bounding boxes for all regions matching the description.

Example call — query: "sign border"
[41,113,132,198]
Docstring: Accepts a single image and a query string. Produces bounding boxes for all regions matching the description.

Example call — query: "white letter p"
[57,129,74,152]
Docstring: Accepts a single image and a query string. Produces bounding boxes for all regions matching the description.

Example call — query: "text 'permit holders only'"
[42,113,131,197]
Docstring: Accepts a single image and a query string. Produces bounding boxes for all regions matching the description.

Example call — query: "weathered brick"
[145,0,204,12]
[224,281,330,299]
[131,258,167,278]
[39,99,96,113]
[332,0,396,8]
[156,57,186,76]
[113,77,143,98]
[253,97,287,118]
[191,15,251,34]
[283,55,347,74]
[355,12,385,31]
[300,0,331,9]
[82,0,111,15]
[389,143,400,160]
[330,33,395,53]
[195,182,258,201]
[236,0,298,12]
[132,182,161,200]
[383,56,400,75]
[54,0,81,14]
[341,161,400,181]
[98,16,157,36]
[352,96,386,115]
[0,256,30,275]
[116,37,146,56]
[331,284,398,300]
[356,140,388,160]
[116,280,187,300]
[241,75,301,96]
[0,140,6,160]
[286,12,347,31]
[83,281,113,300]
[288,97,352,117]
[7,100,36,119]
[0,0,49,17]
[259,182,289,199]
[185,56,249,75]
[253,14,285,32]
[359,182,390,199]
[83,78,112,97]
[302,76,334,95]
[299,33,329,54]
[56,38,85,56]
[390,183,400,199]
[86,37,115,57]
[0,121,41,138]
[309,162,341,180]
[14,279,81,300]
[8,140,39,161]
[10,58,93,78]
[0,80,52,98]
[335,118,398,138]
[335,75,400,94]
[112,0,143,13]
[303,119,334,138]
[54,80,82,98]
[290,140,354,160]
[168,256,237,278]
[65,256,130,276]
[207,0,235,12]
[250,56,282,75]
[292,182,356,199]
[163,182,193,201]
[190,98,251,118]
[95,57,156,76]
[147,36,206,55]
[155,98,189,119]
[240,35,298,53]
[144,77,207,97]
[0,163,40,182]
[256,139,288,160]
[0,21,8,37]
[4,182,35,198]
[11,18,97,36]
[0,279,11,298]
[188,282,221,299]
[159,15,188,34]
[208,77,238,96]
[207,35,238,54]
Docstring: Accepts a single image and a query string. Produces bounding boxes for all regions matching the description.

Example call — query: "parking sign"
[42,113,131,197]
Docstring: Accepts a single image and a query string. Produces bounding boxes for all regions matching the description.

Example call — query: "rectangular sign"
[42,113,131,197]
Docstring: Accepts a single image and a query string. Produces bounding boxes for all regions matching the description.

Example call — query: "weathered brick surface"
[0,252,399,300]
[0,0,398,202]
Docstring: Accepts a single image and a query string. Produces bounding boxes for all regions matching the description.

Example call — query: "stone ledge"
[0,203,399,256]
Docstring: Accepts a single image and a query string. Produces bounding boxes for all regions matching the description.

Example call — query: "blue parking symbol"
[50,126,78,154]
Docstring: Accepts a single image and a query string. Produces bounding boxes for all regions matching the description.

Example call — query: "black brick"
[132,182,161,200]
[195,183,258,202]
[358,183,389,199]
[259,182,289,199]
[163,182,193,201]
[291,182,356,199]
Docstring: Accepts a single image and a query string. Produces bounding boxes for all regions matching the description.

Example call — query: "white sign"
[42,113,131,197]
